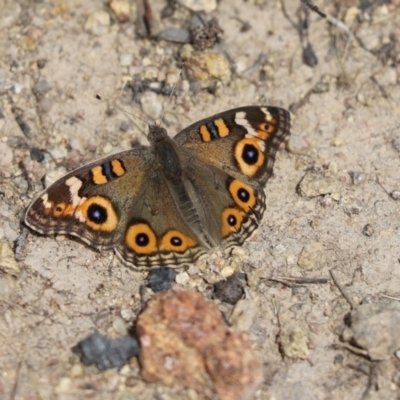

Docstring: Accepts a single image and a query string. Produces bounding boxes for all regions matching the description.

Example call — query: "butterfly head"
[148,124,169,144]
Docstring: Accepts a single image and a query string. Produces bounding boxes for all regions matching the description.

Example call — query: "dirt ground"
[1,0,400,399]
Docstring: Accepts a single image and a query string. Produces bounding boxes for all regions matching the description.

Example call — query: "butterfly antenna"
[158,62,184,127]
[94,83,150,139]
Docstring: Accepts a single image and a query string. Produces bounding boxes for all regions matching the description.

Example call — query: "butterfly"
[25,106,290,268]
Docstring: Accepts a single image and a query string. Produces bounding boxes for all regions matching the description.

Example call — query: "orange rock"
[137,290,263,399]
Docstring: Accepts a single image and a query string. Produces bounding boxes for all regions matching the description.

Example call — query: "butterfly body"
[25,106,290,268]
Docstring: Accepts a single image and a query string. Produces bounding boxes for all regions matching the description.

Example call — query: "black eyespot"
[242,144,259,165]
[171,236,182,247]
[87,203,108,224]
[238,188,250,203]
[228,214,237,226]
[55,205,63,212]
[136,233,150,247]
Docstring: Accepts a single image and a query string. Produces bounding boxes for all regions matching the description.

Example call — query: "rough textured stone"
[137,290,262,399]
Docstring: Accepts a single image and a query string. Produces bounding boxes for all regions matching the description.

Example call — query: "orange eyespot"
[76,196,118,232]
[234,138,265,177]
[125,222,158,255]
[228,179,257,212]
[256,122,276,139]
[221,207,244,237]
[53,202,66,217]
[160,230,197,253]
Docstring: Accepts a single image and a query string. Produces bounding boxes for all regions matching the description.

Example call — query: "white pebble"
[140,91,162,121]
[103,142,113,154]
[120,53,132,67]
[176,271,190,285]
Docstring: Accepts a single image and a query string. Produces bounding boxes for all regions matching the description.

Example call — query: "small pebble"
[113,317,128,336]
[33,80,52,96]
[157,28,191,43]
[180,44,231,89]
[343,199,363,215]
[30,147,45,162]
[70,364,83,378]
[119,53,132,67]
[120,308,134,321]
[141,65,159,81]
[362,224,374,237]
[140,91,162,121]
[119,364,131,376]
[279,325,309,359]
[70,138,85,154]
[13,82,24,94]
[36,58,47,69]
[213,273,245,305]
[186,264,200,276]
[55,377,71,394]
[76,333,139,370]
[110,0,131,23]
[298,171,341,198]
[220,266,235,278]
[349,171,366,185]
[302,43,318,68]
[146,267,176,292]
[328,161,338,174]
[84,10,110,35]
[15,115,32,138]
[312,79,330,94]
[102,142,113,154]
[0,241,20,275]
[175,271,190,285]
[391,191,400,201]
[344,6,359,24]
[331,137,343,147]
[356,93,367,105]
[286,254,297,266]
[297,242,325,271]
[229,296,258,331]
[331,192,341,201]
[49,142,68,159]
[119,121,130,132]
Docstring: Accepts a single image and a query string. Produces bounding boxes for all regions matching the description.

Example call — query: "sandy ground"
[1,0,400,399]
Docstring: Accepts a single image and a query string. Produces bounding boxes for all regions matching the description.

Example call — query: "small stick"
[330,270,357,309]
